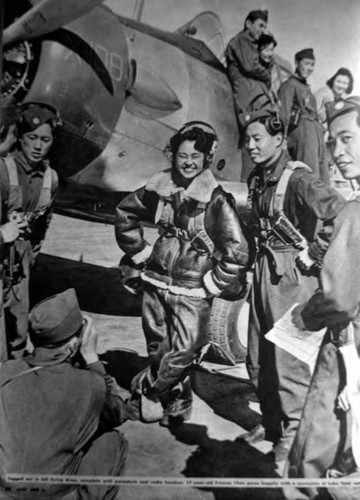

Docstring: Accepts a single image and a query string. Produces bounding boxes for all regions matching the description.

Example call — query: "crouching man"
[0,288,129,500]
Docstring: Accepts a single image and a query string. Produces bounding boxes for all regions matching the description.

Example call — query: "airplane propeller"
[3,0,105,46]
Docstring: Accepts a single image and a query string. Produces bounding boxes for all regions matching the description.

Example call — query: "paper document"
[265,303,326,373]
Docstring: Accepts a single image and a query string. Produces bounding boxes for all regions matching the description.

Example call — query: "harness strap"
[34,166,52,217]
[269,161,311,217]
[3,156,52,217]
[246,175,257,214]
[3,157,23,212]
[156,196,215,256]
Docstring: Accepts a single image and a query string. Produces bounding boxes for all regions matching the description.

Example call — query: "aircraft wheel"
[206,296,249,365]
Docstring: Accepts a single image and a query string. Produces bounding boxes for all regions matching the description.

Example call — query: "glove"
[296,247,316,274]
[125,396,141,421]
[131,244,153,265]
[118,254,144,295]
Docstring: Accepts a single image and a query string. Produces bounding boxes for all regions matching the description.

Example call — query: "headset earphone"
[170,121,218,164]
[247,94,284,135]
[177,120,217,137]
[17,101,62,129]
[263,110,284,135]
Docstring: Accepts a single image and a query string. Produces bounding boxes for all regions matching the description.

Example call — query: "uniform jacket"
[225,30,272,115]
[314,85,335,125]
[314,86,350,126]
[286,197,360,487]
[0,149,58,263]
[278,73,321,130]
[302,196,360,344]
[115,168,249,299]
[0,352,128,481]
[247,150,346,264]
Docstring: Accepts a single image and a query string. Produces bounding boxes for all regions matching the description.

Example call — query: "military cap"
[326,96,360,126]
[29,288,83,346]
[17,102,61,133]
[295,48,315,62]
[246,9,268,23]
[238,107,276,130]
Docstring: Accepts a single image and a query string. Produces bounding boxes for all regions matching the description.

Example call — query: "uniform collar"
[252,150,291,187]
[25,346,73,367]
[293,71,308,85]
[146,168,219,204]
[13,149,49,177]
[242,29,258,44]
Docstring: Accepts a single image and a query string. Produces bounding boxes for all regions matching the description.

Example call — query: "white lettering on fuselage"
[64,42,124,82]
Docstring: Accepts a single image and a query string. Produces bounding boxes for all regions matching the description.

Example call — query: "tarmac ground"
[27,214,286,500]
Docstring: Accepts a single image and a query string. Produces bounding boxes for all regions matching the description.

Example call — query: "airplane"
[1,0,292,224]
[0,0,292,367]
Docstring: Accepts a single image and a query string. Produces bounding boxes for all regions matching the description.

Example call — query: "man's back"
[0,358,105,475]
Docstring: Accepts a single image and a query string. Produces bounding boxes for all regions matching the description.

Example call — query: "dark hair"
[170,127,215,157]
[244,10,268,30]
[258,33,277,50]
[327,67,354,94]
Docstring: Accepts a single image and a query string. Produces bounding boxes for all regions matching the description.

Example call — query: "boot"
[240,423,266,444]
[130,368,163,423]
[160,377,193,427]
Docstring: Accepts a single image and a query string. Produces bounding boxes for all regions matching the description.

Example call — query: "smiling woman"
[115,121,250,425]
[174,141,206,183]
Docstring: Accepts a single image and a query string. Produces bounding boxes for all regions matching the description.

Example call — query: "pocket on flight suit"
[284,251,300,288]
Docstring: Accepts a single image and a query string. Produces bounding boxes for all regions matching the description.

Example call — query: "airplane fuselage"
[10,5,241,196]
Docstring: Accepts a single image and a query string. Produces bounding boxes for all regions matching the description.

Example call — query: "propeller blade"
[3,0,104,46]
[42,28,114,95]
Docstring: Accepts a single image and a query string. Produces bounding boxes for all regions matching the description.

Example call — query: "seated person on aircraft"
[225,9,271,118]
[115,122,250,426]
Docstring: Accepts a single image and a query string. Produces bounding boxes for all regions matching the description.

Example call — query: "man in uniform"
[278,48,329,183]
[285,97,360,499]
[0,102,59,359]
[0,288,130,500]
[226,9,271,118]
[240,107,345,472]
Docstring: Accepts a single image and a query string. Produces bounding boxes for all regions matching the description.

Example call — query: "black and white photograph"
[0,0,360,499]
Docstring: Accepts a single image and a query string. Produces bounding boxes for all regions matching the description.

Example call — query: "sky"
[106,0,360,94]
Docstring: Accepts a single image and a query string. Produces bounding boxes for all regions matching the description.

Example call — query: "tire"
[206,296,249,365]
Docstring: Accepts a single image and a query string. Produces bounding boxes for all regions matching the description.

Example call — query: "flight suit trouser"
[3,241,32,359]
[283,330,353,499]
[141,283,211,397]
[247,245,319,463]
[287,119,329,185]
